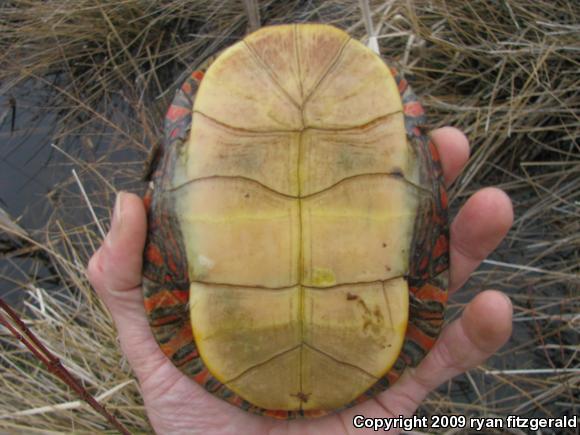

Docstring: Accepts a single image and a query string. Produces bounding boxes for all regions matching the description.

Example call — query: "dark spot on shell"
[244,193,250,198]
[291,392,311,402]
[346,292,358,300]
[358,299,370,313]
[382,242,387,248]
[391,168,404,178]
[385,265,391,271]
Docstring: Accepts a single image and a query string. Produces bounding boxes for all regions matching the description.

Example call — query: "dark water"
[0,84,62,306]
[0,78,145,307]
[0,86,59,228]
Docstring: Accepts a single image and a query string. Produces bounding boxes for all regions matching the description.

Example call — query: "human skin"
[87,126,514,435]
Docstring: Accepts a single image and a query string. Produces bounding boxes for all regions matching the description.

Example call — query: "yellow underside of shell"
[171,24,424,411]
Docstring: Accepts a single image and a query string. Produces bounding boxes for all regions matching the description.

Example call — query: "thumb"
[88,192,146,296]
[87,191,168,379]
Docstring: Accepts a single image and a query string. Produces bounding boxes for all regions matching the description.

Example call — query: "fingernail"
[109,192,125,243]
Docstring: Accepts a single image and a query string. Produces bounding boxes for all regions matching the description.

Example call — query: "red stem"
[0,298,131,435]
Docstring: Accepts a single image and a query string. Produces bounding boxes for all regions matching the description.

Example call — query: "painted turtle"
[142,23,449,419]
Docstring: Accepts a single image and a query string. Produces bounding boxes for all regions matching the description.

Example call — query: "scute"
[299,112,414,195]
[303,278,409,378]
[303,38,402,128]
[173,177,300,288]
[189,283,301,384]
[300,176,428,287]
[142,23,449,419]
[179,112,301,196]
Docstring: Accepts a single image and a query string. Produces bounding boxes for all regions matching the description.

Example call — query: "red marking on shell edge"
[304,409,329,419]
[166,105,190,123]
[151,314,182,327]
[193,368,210,385]
[265,410,289,419]
[144,289,188,312]
[404,101,425,117]
[419,255,429,272]
[167,255,178,274]
[431,202,445,225]
[160,323,195,359]
[412,283,448,303]
[429,140,441,163]
[192,70,205,82]
[398,78,408,93]
[433,234,449,258]
[230,395,243,406]
[175,351,197,367]
[406,323,436,351]
[387,370,401,385]
[143,190,152,212]
[146,244,164,267]
[412,126,421,137]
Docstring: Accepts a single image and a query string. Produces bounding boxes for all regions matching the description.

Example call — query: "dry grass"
[0,0,578,433]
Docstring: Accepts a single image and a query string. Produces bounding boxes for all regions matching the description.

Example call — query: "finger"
[87,192,168,379]
[430,127,470,187]
[88,191,147,295]
[374,290,513,417]
[450,187,513,292]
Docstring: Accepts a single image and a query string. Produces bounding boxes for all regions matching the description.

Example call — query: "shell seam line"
[189,275,406,290]
[222,342,379,387]
[303,342,379,380]
[301,36,351,106]
[242,40,302,110]
[223,344,301,384]
[192,108,403,134]
[296,34,305,401]
[167,172,432,198]
[294,24,304,103]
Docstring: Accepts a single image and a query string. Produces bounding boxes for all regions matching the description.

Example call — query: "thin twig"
[0,298,131,435]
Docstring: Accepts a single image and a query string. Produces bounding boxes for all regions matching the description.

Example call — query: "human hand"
[87,126,513,434]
